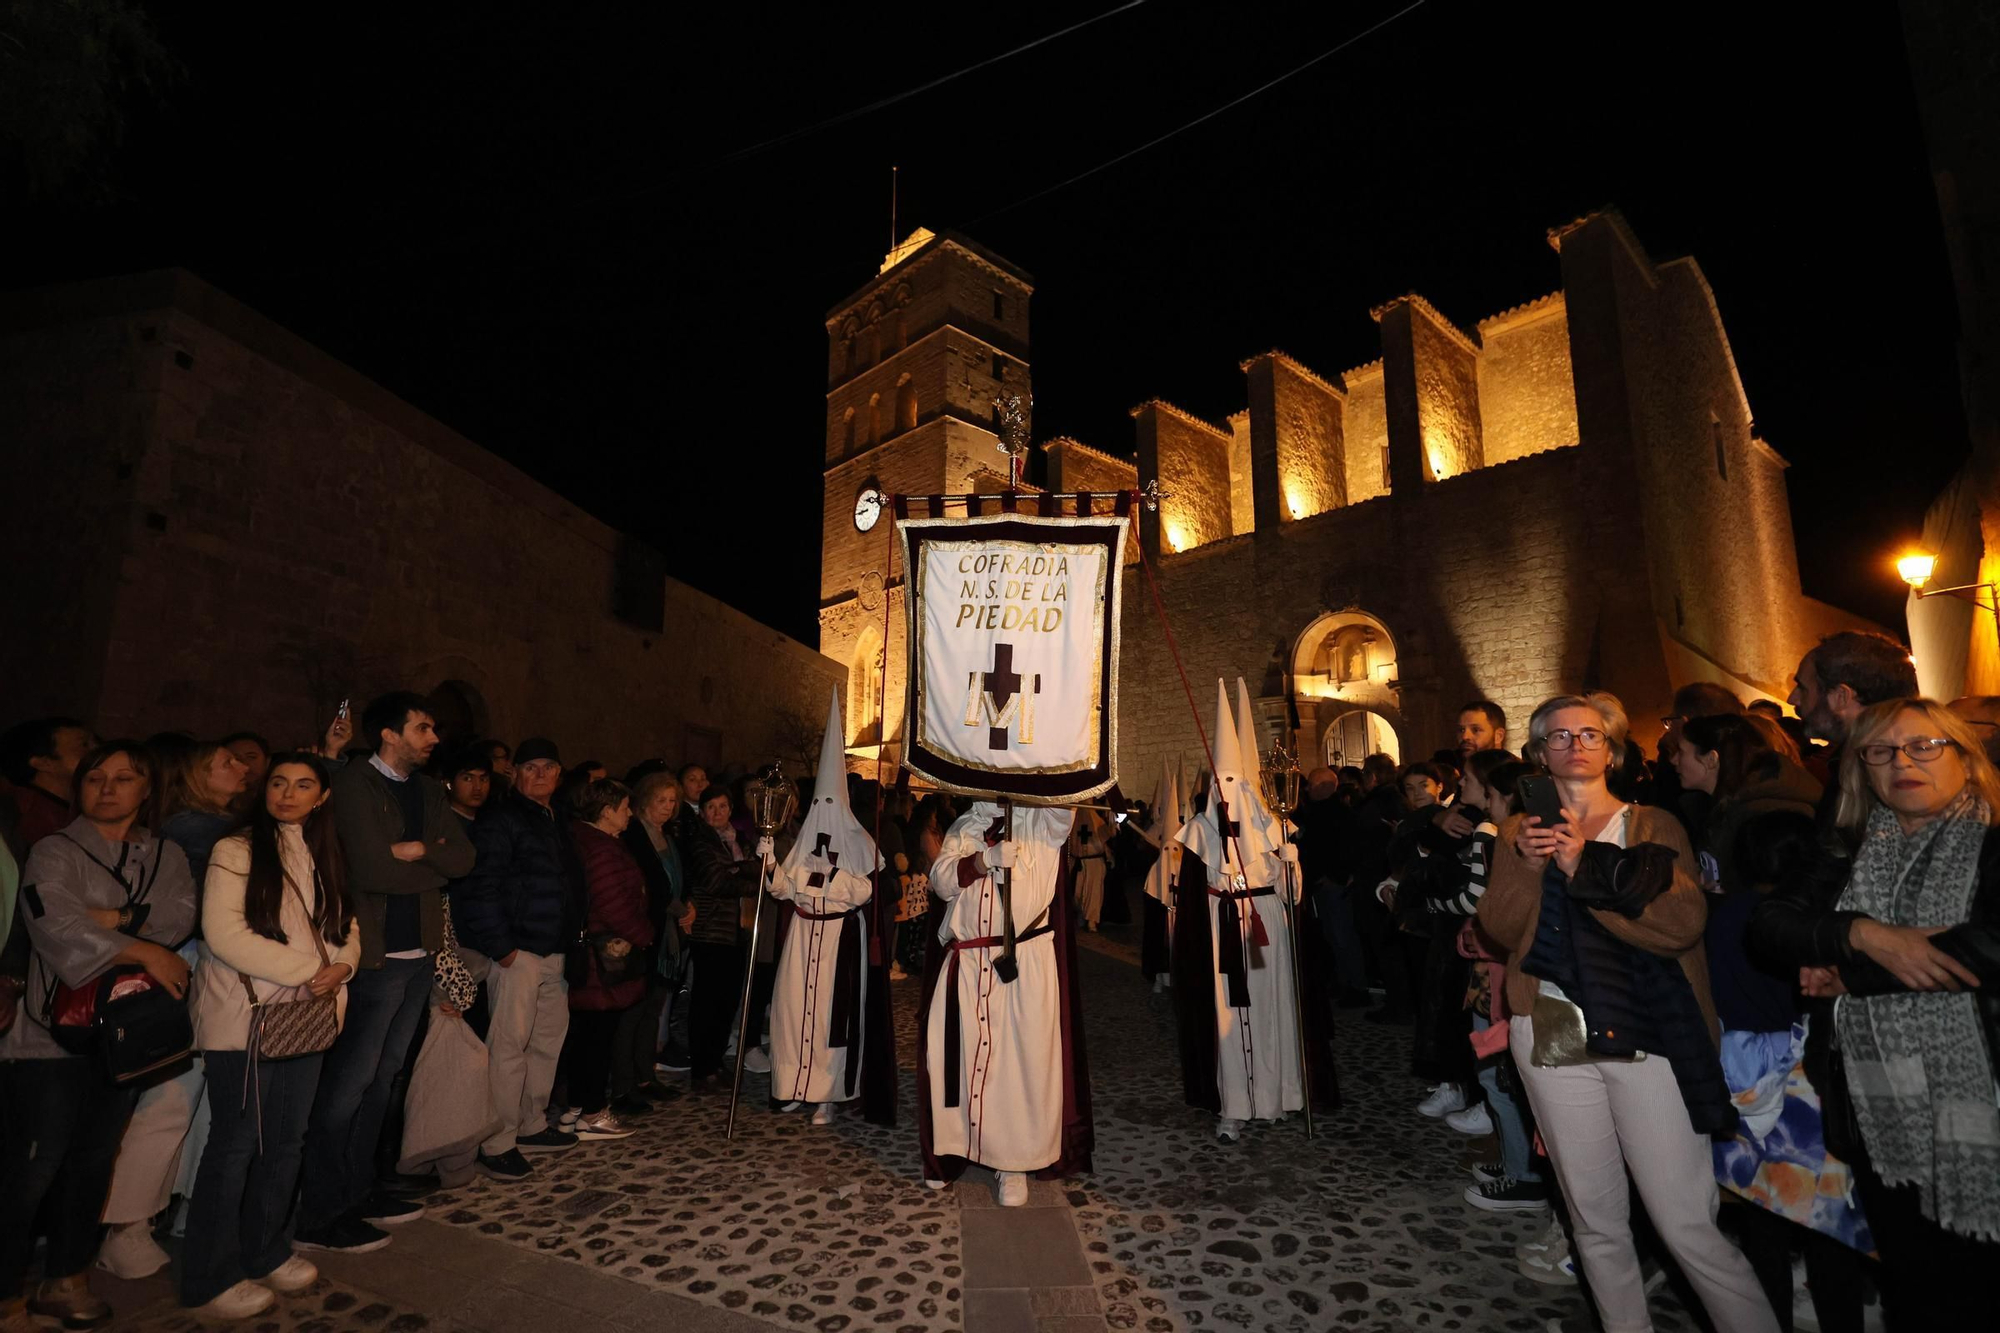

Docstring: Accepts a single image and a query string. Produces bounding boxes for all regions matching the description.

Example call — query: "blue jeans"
[298,956,430,1230]
[1473,1013,1538,1182]
[181,1050,323,1306]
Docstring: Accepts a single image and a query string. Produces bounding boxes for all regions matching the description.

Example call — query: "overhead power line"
[722,0,1151,162]
[968,0,1428,226]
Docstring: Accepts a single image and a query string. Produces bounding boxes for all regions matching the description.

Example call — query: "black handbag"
[50,965,194,1083]
[43,833,192,1083]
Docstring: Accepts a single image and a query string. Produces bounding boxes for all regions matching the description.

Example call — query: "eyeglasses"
[1543,728,1608,751]
[1857,737,1960,766]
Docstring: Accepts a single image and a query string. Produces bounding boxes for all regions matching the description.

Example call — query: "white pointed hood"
[1235,677,1273,823]
[781,689,884,882]
[1176,679,1283,884]
[1143,758,1182,904]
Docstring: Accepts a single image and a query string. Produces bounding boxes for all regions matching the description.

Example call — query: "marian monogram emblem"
[965,642,1041,751]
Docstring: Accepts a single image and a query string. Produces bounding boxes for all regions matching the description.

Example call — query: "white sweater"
[190,826,362,1052]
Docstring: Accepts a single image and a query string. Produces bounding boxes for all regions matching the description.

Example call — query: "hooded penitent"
[1180,679,1284,888]
[770,690,883,1104]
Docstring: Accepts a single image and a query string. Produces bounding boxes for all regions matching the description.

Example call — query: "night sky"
[10,0,1967,644]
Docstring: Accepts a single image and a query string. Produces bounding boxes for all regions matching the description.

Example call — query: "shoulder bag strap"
[238,859,334,1005]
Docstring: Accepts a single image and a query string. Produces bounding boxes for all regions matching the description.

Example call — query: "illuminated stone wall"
[1225,412,1256,535]
[0,273,843,772]
[1343,363,1391,503]
[1380,295,1485,484]
[1243,351,1346,523]
[1133,400,1236,555]
[1043,437,1141,565]
[1477,295,1579,463]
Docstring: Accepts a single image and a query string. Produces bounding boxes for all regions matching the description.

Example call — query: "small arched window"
[842,407,857,454]
[1712,416,1728,481]
[867,393,882,445]
[896,376,917,432]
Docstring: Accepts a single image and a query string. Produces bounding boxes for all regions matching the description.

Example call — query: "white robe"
[1068,815,1113,927]
[768,861,872,1104]
[925,807,1074,1172]
[1182,812,1302,1123]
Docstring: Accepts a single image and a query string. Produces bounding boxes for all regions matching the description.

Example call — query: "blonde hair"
[632,770,681,814]
[1524,692,1629,769]
[1836,697,2000,830]
[159,741,235,819]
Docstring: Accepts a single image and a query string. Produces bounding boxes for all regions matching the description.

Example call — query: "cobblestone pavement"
[95,922,1715,1333]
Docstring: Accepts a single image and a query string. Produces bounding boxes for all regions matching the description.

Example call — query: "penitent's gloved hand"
[981,841,1017,871]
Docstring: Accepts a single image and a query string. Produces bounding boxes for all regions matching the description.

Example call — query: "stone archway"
[1289,610,1405,767]
[429,678,491,747]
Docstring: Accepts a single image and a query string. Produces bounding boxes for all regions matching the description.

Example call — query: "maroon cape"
[916,851,1094,1180]
[1171,858,1342,1114]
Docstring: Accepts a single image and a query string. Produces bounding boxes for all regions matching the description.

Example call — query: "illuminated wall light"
[1284,487,1303,520]
[1165,521,1190,554]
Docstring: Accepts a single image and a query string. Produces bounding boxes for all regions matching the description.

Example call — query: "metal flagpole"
[727,763,795,1141]
[725,846,774,1141]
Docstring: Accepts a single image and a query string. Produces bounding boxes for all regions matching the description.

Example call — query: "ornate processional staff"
[727,762,797,1141]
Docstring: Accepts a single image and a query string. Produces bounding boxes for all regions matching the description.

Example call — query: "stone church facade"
[2,270,843,770]
[821,215,1881,782]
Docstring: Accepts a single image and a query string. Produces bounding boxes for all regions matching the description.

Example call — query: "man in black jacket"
[298,692,474,1254]
[455,737,581,1180]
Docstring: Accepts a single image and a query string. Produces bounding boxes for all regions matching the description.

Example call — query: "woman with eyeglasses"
[1749,697,2000,1328]
[1479,693,1778,1333]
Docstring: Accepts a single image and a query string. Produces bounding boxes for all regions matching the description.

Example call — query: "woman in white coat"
[179,754,360,1320]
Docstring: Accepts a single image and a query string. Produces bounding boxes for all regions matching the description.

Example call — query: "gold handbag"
[1528,993,1643,1069]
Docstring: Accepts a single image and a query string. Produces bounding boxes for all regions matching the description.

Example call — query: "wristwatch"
[117,907,134,930]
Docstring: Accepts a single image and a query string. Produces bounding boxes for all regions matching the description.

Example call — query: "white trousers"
[1508,1017,1778,1333]
[482,950,569,1154]
[102,1057,207,1224]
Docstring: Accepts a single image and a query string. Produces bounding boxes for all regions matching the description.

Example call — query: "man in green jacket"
[295,692,475,1255]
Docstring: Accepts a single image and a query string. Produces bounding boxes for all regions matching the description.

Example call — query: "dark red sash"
[942,920,1053,1108]
[1208,885,1274,1007]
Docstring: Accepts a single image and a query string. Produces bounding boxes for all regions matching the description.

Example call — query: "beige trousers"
[1508,1017,1779,1333]
[102,1057,207,1224]
[481,950,569,1154]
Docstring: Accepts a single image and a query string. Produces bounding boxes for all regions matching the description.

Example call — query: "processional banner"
[898,511,1127,804]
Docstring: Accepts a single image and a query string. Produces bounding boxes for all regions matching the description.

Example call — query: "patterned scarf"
[1835,789,2000,1240]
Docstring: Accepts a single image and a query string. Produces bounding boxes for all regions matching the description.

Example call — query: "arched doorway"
[1289,610,1405,768]
[1321,709,1400,768]
[429,679,491,747]
[848,626,884,746]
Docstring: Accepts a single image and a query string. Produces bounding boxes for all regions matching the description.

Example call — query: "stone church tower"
[819,230,1034,765]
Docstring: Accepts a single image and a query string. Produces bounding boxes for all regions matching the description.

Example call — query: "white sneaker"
[811,1102,834,1125]
[778,1100,804,1113]
[924,1177,949,1191]
[996,1171,1029,1206]
[96,1219,170,1279]
[1416,1083,1467,1118]
[558,1107,580,1129]
[573,1111,635,1141]
[1445,1103,1494,1136]
[1215,1117,1245,1143]
[259,1256,318,1294]
[197,1280,275,1320]
[1151,974,1167,994]
[743,1046,772,1074]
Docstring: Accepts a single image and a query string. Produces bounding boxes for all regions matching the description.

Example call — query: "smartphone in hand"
[1517,775,1565,830]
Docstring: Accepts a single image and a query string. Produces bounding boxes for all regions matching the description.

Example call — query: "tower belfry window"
[992,291,1006,322]
[1712,416,1728,481]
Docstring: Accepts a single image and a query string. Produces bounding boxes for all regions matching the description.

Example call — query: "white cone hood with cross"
[1177,679,1283,887]
[781,689,885,886]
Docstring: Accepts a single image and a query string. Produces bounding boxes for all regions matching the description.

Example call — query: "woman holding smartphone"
[1479,693,1777,1333]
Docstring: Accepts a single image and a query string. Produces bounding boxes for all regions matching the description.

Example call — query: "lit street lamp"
[1899,549,2000,665]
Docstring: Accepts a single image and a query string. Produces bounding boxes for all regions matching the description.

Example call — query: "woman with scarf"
[1750,697,2000,1328]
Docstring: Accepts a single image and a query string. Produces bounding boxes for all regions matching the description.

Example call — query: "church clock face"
[853,482,884,532]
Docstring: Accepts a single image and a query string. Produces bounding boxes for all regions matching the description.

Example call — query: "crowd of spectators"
[0,693,959,1328]
[1266,631,1997,1331]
